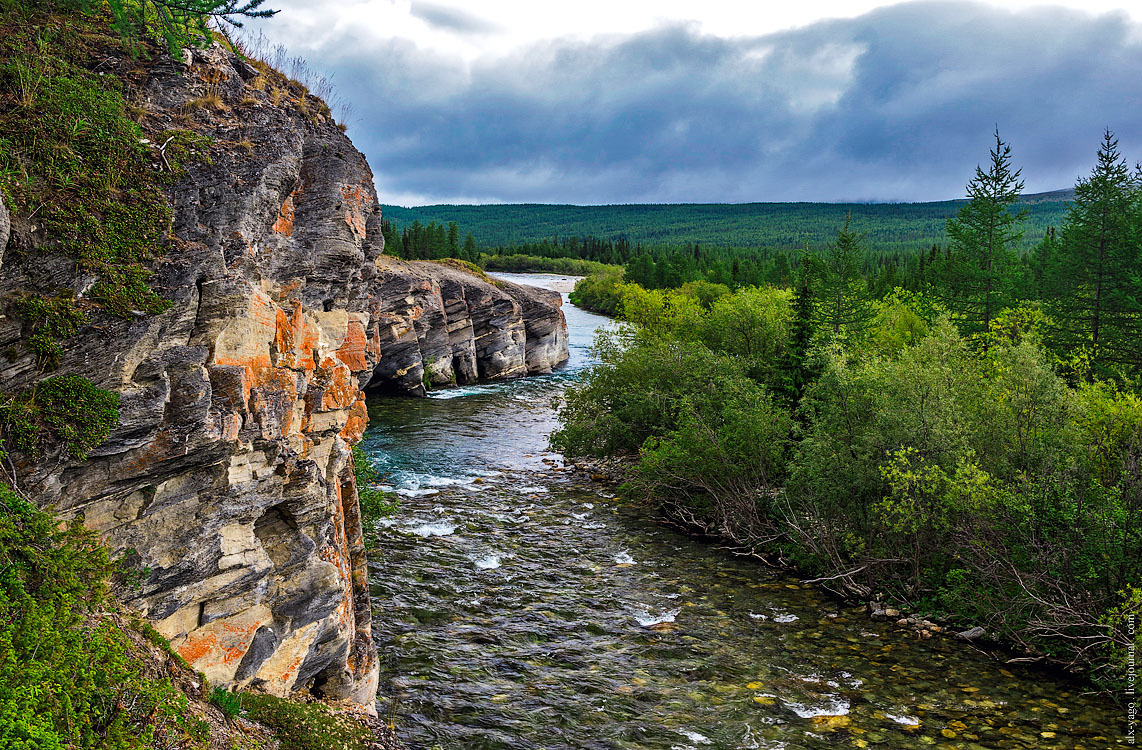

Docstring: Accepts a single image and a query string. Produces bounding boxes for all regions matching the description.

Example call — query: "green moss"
[0,375,119,459]
[241,693,371,750]
[209,686,244,718]
[157,128,214,181]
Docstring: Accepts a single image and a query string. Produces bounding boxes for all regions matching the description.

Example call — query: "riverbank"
[364,274,1124,749]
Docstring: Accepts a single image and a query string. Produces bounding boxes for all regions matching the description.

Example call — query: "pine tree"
[447,221,460,256]
[942,130,1027,348]
[1045,130,1141,374]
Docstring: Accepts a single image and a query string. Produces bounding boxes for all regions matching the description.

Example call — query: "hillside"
[383,190,1073,253]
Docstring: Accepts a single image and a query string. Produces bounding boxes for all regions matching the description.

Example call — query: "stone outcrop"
[0,43,566,710]
[364,259,568,396]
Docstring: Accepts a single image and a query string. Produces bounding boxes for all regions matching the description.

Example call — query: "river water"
[363,273,1122,750]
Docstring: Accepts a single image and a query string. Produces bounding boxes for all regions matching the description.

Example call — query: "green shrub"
[11,293,88,368]
[0,7,174,319]
[0,374,120,459]
[569,267,624,315]
[352,445,398,547]
[0,483,208,749]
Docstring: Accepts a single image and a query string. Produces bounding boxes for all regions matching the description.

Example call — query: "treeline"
[554,131,1142,691]
[379,219,630,275]
[382,195,1070,254]
[379,218,480,262]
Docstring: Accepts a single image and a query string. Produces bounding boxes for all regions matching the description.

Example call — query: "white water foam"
[614,551,636,564]
[748,612,768,620]
[886,712,919,725]
[407,521,457,537]
[472,553,510,570]
[773,613,799,623]
[632,607,681,627]
[785,698,850,718]
[676,729,712,745]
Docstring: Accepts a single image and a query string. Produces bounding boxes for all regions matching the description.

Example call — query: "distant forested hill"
[382,190,1073,254]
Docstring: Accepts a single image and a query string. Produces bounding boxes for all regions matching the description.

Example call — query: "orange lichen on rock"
[340,183,369,239]
[272,191,296,236]
[175,608,270,683]
[317,358,359,411]
[335,317,370,372]
[273,302,320,371]
[340,399,368,444]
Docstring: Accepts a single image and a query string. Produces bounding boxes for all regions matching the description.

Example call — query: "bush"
[209,686,243,718]
[352,445,398,547]
[569,267,624,315]
[0,374,119,459]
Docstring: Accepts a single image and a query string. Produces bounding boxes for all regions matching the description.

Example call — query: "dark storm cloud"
[268,2,1142,203]
[407,2,499,35]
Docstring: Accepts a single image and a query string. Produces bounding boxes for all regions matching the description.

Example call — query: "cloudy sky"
[241,1,1142,206]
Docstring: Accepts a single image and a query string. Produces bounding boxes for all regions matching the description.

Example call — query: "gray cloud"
[252,2,1142,204]
[408,2,499,34]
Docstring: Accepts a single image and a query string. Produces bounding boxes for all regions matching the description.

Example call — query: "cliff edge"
[0,25,566,713]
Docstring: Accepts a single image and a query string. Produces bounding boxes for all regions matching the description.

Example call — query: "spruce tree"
[776,250,816,405]
[811,213,872,343]
[102,0,278,56]
[943,130,1027,348]
[1046,130,1141,374]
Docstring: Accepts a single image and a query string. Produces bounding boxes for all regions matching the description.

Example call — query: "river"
[362,273,1122,750]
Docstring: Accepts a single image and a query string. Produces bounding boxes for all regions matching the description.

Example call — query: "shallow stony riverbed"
[363,273,1123,750]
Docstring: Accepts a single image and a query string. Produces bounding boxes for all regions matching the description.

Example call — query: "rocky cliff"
[0,41,566,710]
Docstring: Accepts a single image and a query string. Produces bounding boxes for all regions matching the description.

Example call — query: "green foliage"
[628,375,792,548]
[479,253,616,276]
[810,215,872,343]
[0,375,120,459]
[1040,130,1142,375]
[209,686,244,718]
[569,266,624,315]
[99,0,278,58]
[552,331,755,458]
[156,128,214,180]
[352,445,398,545]
[383,196,1069,257]
[0,484,208,749]
[240,693,371,750]
[11,293,87,368]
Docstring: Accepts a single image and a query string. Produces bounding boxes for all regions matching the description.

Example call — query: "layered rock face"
[366,260,569,396]
[0,44,565,709]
